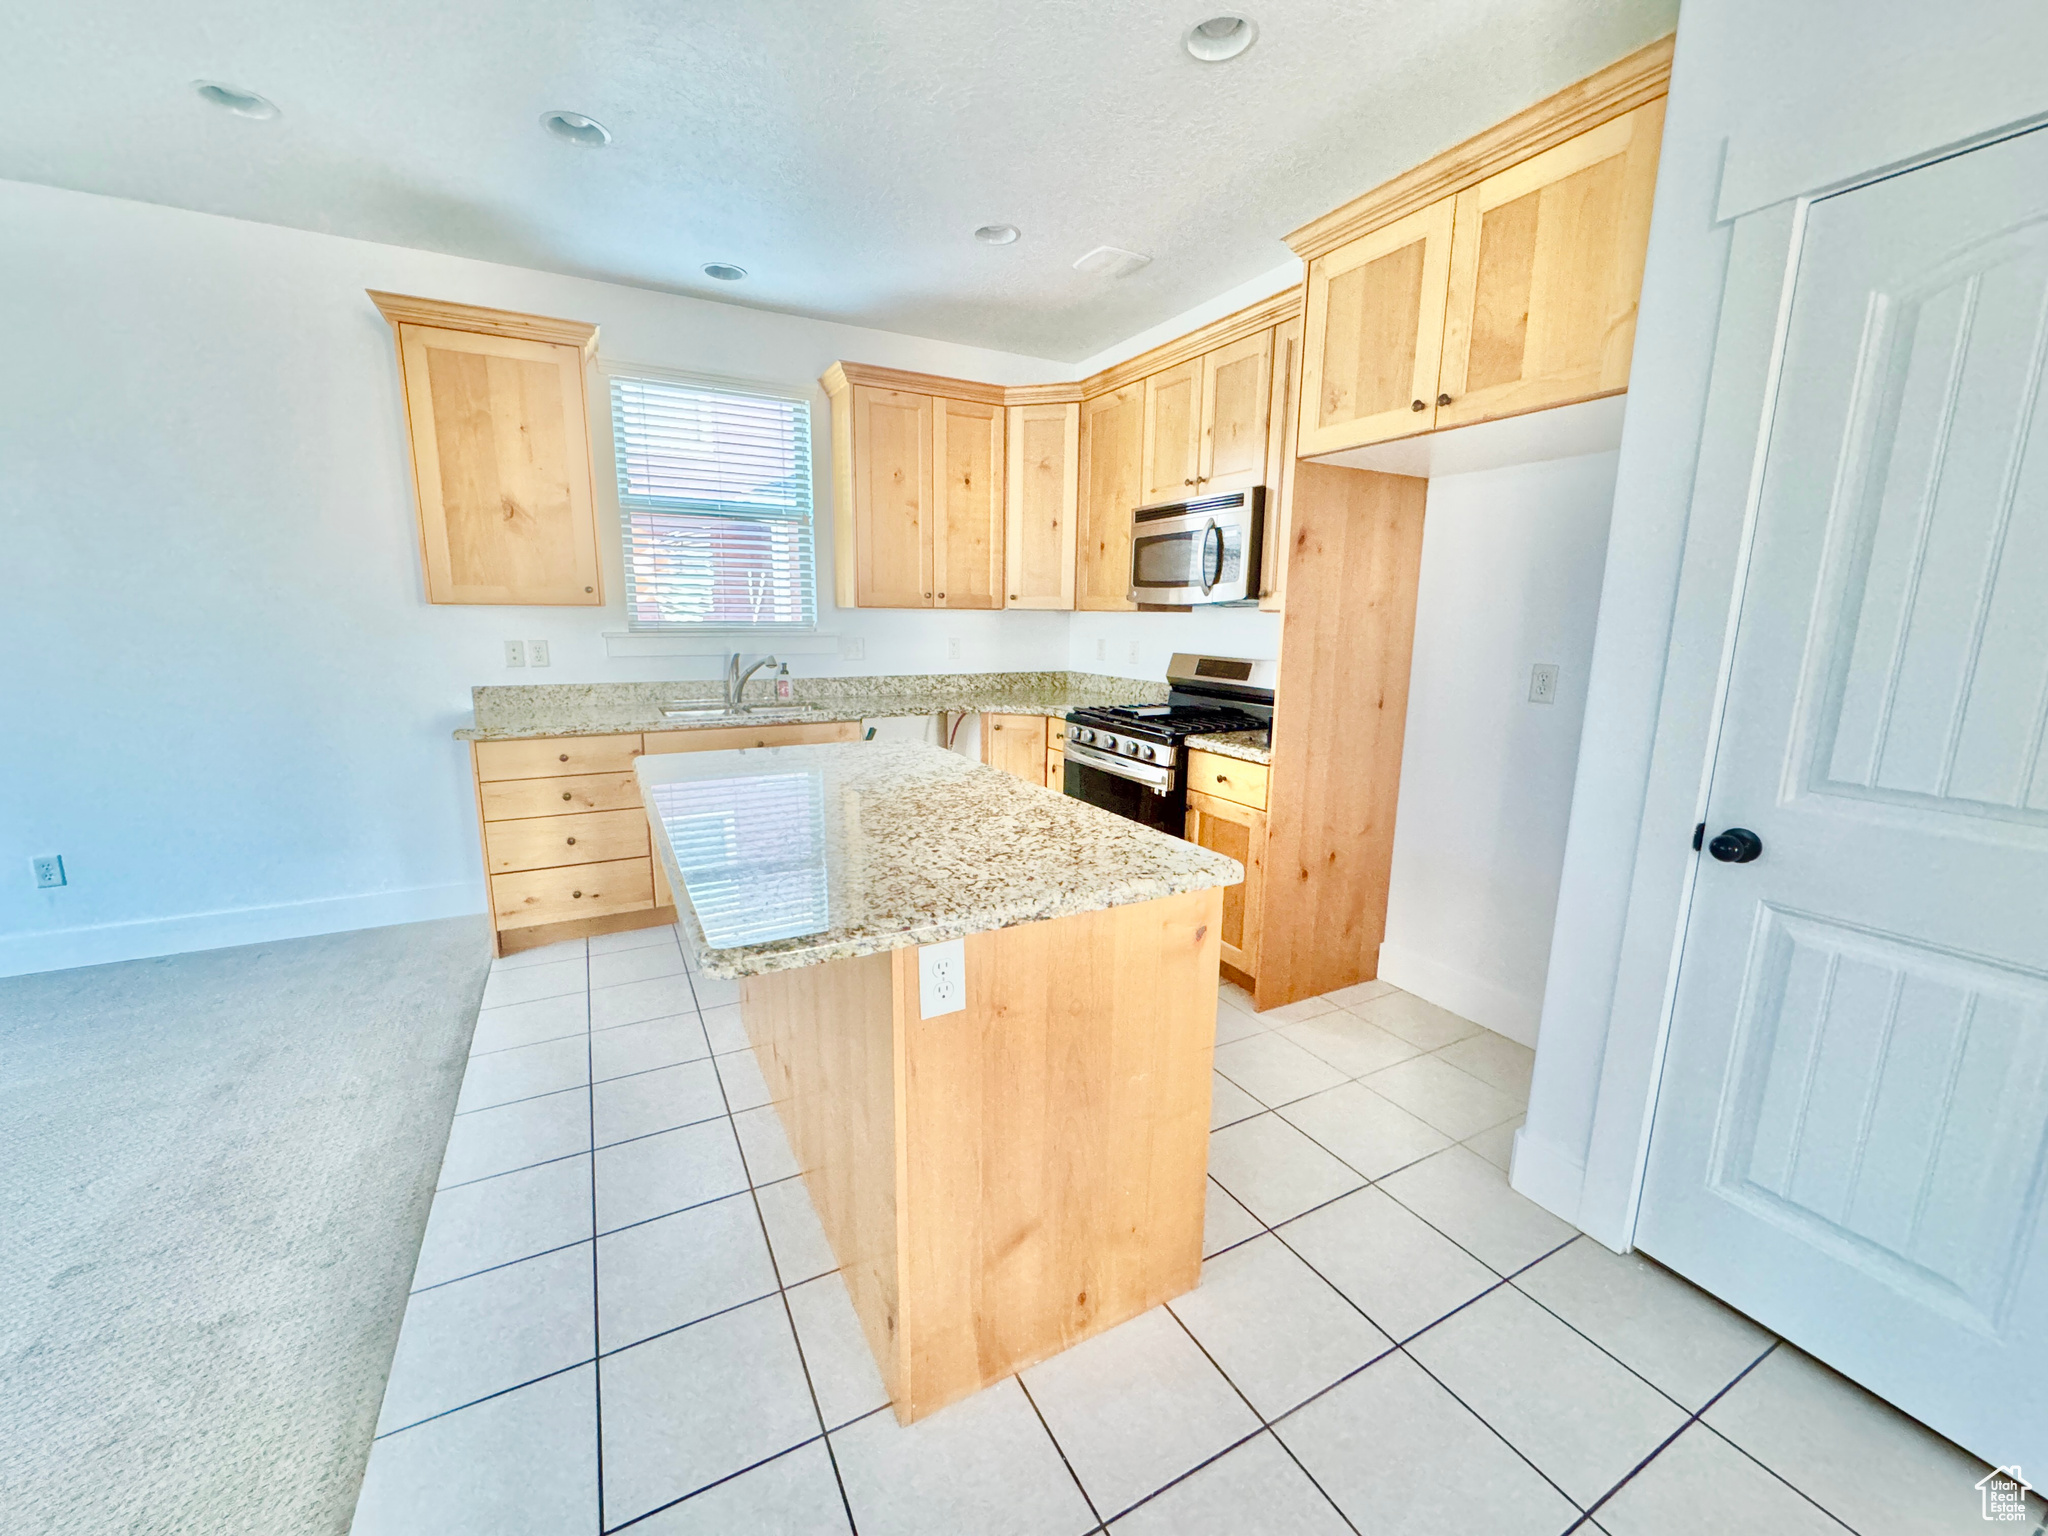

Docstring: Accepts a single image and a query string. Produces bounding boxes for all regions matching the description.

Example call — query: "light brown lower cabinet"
[1046,745,1065,793]
[472,719,862,955]
[1185,793,1265,980]
[980,713,1051,785]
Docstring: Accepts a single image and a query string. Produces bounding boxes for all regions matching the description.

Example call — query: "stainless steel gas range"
[1061,653,1276,835]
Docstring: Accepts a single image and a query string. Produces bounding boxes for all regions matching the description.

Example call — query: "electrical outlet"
[32,855,66,889]
[528,639,550,668]
[947,636,962,662]
[918,938,966,1018]
[1529,663,1560,704]
[504,640,526,668]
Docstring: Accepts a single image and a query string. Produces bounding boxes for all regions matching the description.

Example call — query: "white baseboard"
[0,882,486,979]
[1510,1126,1606,1243]
[1376,942,1542,1047]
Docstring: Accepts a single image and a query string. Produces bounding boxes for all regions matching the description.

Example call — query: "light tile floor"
[352,925,2040,1535]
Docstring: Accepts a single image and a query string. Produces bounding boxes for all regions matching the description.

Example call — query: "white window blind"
[610,374,816,629]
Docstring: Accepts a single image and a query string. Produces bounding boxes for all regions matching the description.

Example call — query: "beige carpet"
[0,916,492,1535]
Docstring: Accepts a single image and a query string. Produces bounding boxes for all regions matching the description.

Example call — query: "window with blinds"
[610,374,816,629]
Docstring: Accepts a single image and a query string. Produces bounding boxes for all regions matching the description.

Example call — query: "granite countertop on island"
[455,670,1168,742]
[1184,729,1272,765]
[635,740,1242,979]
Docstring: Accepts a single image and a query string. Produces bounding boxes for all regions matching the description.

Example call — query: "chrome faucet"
[725,653,781,710]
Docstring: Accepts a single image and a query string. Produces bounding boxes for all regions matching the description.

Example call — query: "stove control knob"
[1141,743,1158,761]
[1099,733,1118,752]
[1124,739,1141,756]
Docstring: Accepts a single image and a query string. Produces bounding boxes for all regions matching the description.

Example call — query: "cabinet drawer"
[1187,750,1268,811]
[484,809,649,875]
[490,857,653,930]
[641,720,861,754]
[481,771,642,821]
[474,734,643,782]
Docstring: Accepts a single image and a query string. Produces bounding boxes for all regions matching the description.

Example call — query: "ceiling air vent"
[1072,246,1153,279]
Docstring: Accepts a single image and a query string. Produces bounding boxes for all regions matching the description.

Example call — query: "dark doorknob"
[1708,827,1763,864]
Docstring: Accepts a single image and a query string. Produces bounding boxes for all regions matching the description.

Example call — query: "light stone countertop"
[635,741,1243,979]
[1185,729,1272,766]
[455,670,1167,741]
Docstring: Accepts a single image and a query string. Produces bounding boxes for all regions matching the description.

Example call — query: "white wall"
[1517,0,2048,1244]
[1065,608,1283,681]
[1379,453,1617,1046]
[0,181,1082,976]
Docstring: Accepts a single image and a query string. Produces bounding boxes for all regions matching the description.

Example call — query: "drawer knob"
[572,890,583,898]
[566,836,576,845]
[559,753,570,762]
[561,791,572,801]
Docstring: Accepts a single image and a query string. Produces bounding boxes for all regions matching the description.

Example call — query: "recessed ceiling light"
[701,262,747,281]
[974,224,1021,246]
[193,81,279,120]
[1184,16,1257,62]
[540,110,611,147]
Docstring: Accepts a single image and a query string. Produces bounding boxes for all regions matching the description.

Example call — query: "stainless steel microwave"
[1128,488,1264,605]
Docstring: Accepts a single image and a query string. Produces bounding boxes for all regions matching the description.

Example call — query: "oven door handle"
[1198,520,1221,595]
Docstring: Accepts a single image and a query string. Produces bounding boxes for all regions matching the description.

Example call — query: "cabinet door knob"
[1009,593,1018,600]
[1411,399,1427,411]
[1437,392,1453,407]
[938,592,945,599]
[565,836,576,845]
[572,890,583,898]
[558,753,569,762]
[561,791,572,801]
[1184,477,1196,486]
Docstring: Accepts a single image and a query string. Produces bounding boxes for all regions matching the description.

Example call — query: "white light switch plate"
[918,938,966,1018]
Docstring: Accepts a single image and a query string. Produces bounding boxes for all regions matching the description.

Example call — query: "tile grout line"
[1161,1305,1366,1535]
[1555,1340,1804,1535]
[682,954,863,1536]
[585,940,606,1536]
[1014,1374,1108,1531]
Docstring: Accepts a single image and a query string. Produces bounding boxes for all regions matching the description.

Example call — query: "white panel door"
[1638,126,2048,1472]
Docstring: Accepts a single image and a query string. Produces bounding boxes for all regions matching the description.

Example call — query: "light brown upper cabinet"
[824,366,1013,609]
[1436,98,1664,428]
[1139,358,1204,504]
[1259,313,1304,613]
[1076,383,1145,611]
[932,396,1005,609]
[1142,338,1276,504]
[849,385,934,608]
[1288,36,1670,458]
[1004,402,1079,608]
[370,292,603,606]
[1297,198,1458,456]
[1197,329,1275,494]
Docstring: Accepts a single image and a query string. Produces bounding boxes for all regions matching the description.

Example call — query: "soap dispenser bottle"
[774,663,793,702]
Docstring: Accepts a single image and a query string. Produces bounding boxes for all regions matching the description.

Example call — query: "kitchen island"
[635,740,1241,1423]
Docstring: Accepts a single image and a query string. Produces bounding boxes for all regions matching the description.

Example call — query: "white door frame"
[1546,113,2048,1252]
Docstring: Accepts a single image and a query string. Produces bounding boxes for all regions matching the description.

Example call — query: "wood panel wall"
[1257,462,1429,1009]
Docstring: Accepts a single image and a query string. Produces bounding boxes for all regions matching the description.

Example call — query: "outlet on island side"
[1529,663,1560,704]
[918,938,966,1018]
[32,855,66,889]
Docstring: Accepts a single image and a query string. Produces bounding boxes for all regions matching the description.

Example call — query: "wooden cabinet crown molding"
[1283,33,1673,262]
[367,290,600,359]
[819,284,1304,413]
[1077,285,1305,400]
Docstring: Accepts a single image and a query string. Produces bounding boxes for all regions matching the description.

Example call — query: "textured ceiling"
[2,0,1677,361]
